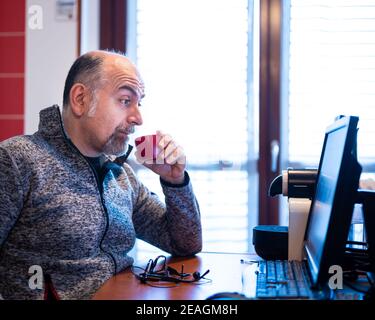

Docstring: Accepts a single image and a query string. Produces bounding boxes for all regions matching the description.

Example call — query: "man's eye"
[120,99,131,106]
[138,102,142,107]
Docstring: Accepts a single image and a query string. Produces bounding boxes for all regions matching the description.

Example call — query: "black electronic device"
[263,168,318,261]
[206,292,250,300]
[252,226,288,260]
[253,116,367,299]
[304,115,362,287]
[269,168,318,198]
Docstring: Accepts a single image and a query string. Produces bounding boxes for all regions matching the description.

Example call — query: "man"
[0,51,202,299]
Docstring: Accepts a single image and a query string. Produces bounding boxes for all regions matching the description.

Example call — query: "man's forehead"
[103,56,145,98]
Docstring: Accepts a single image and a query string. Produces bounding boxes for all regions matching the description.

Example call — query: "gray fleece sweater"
[0,105,202,300]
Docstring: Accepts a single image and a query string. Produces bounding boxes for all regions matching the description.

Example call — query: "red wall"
[0,0,25,141]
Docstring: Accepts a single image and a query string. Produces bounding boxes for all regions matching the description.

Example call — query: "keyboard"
[256,260,312,299]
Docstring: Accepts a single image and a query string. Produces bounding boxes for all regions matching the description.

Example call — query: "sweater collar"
[38,105,65,138]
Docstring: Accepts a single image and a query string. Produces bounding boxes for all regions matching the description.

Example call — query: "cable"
[130,260,211,288]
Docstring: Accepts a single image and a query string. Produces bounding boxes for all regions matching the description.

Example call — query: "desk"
[93,252,258,300]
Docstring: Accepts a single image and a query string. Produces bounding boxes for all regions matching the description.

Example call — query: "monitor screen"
[304,116,362,288]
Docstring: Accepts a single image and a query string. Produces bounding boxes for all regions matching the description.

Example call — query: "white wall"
[25,0,78,134]
[80,0,100,54]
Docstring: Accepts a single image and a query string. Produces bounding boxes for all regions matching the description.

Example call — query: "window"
[281,0,375,224]
[127,0,259,254]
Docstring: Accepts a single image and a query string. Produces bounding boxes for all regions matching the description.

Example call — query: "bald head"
[62,50,144,108]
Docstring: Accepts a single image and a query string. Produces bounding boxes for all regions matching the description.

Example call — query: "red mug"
[134,134,160,162]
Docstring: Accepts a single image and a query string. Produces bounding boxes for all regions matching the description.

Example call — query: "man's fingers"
[159,140,178,160]
[164,146,186,165]
[157,133,173,150]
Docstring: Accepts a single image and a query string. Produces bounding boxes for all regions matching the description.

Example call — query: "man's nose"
[127,104,143,126]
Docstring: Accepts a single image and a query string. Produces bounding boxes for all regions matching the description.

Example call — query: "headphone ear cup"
[192,271,201,280]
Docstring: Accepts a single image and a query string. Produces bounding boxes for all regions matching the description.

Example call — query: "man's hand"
[135,131,186,184]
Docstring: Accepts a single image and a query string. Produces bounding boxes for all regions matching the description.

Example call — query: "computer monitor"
[304,116,362,288]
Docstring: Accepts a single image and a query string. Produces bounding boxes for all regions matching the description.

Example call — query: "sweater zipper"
[62,141,118,274]
[58,110,118,273]
[84,158,118,274]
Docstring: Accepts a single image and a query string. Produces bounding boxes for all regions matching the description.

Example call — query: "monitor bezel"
[304,116,362,288]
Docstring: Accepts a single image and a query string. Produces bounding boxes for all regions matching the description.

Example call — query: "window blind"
[287,0,375,169]
[128,0,257,254]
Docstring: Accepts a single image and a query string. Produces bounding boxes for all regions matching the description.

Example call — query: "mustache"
[116,126,135,135]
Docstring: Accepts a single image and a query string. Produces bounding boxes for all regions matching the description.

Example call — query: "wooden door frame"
[100,0,127,52]
[258,0,283,225]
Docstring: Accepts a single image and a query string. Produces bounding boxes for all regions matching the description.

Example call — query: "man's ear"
[69,83,87,116]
